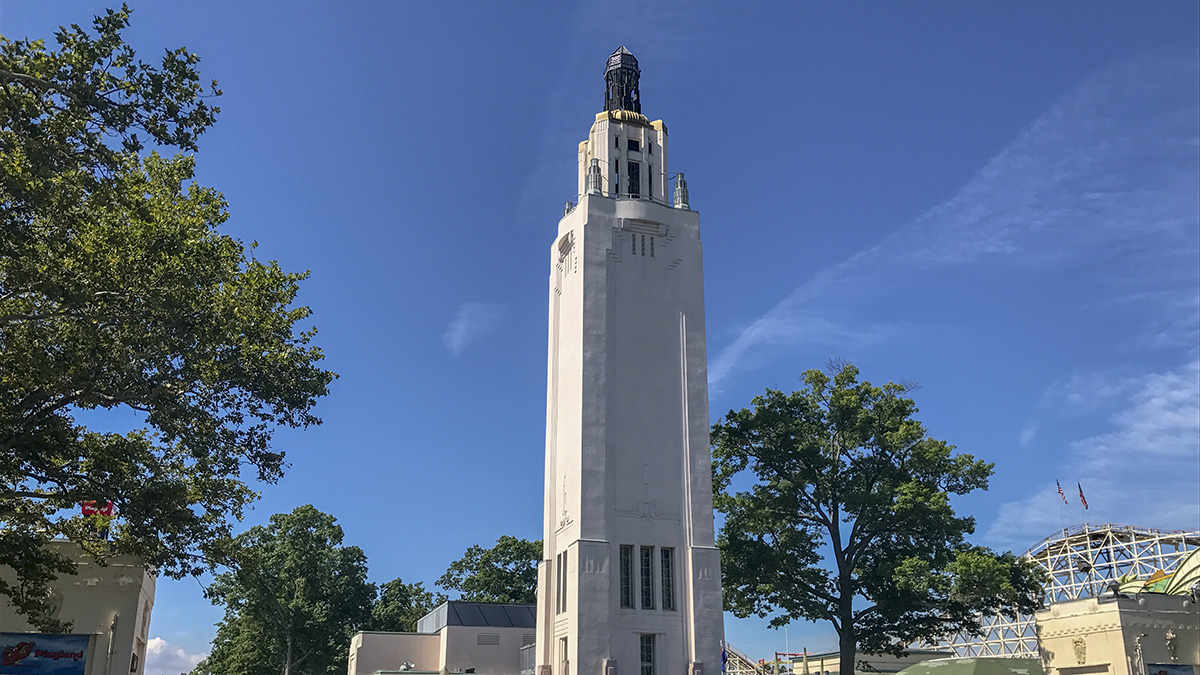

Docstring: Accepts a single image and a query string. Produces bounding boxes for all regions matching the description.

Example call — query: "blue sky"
[3,2,1198,672]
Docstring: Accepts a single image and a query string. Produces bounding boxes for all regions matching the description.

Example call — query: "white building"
[346,601,536,675]
[535,46,724,675]
[0,541,155,675]
[1035,594,1198,675]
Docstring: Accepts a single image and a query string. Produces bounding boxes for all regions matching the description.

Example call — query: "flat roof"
[416,601,536,633]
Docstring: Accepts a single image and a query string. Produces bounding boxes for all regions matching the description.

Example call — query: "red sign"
[80,501,115,516]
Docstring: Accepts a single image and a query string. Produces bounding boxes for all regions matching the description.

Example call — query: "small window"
[640,546,654,609]
[620,545,634,608]
[660,548,674,610]
[628,139,640,152]
[640,634,656,675]
[648,143,653,155]
[650,237,654,258]
[648,165,653,198]
[615,136,620,148]
[628,162,640,198]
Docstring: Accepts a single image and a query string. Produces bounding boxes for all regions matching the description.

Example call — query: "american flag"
[1078,483,1089,510]
[1056,480,1069,505]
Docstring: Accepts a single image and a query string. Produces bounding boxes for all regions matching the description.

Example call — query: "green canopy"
[896,658,1043,675]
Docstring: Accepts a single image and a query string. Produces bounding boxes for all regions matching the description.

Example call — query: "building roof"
[416,601,536,634]
[897,658,1043,675]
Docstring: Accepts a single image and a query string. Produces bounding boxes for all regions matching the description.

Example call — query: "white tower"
[537,46,724,675]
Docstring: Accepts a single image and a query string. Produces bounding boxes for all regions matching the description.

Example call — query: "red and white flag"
[1056,480,1069,505]
[1077,483,1088,510]
[81,500,115,516]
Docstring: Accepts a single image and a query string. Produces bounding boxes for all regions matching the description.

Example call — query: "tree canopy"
[193,506,374,675]
[0,5,334,630]
[712,363,1042,669]
[437,535,541,604]
[369,578,445,633]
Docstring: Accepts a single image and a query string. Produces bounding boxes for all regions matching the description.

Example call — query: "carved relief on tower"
[614,463,679,521]
[557,475,574,531]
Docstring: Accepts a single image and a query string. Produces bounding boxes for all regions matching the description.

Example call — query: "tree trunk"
[284,634,292,675]
[838,627,856,675]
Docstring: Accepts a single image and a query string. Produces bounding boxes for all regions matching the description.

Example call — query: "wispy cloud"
[987,360,1200,549]
[1018,423,1039,448]
[443,303,502,356]
[708,54,1199,386]
[145,637,207,674]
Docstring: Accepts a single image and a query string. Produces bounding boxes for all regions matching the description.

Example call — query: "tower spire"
[604,45,641,113]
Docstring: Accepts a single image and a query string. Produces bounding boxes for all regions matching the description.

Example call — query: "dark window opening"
[628,162,640,198]
[640,635,656,675]
[640,546,654,609]
[628,139,640,152]
[660,548,674,610]
[620,545,634,608]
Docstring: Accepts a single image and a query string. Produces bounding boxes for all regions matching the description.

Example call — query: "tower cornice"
[595,110,650,126]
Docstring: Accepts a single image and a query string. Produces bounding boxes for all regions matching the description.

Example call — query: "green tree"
[370,578,445,633]
[0,6,333,630]
[193,506,375,675]
[711,363,1042,672]
[438,535,541,604]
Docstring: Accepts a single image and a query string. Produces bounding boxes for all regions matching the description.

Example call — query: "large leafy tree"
[369,578,445,633]
[438,535,541,604]
[0,6,334,630]
[712,363,1042,671]
[193,506,375,675]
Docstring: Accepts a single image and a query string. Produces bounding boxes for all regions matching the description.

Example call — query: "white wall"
[348,632,442,675]
[0,541,155,675]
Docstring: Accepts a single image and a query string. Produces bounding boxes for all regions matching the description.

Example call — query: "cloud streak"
[708,54,1199,386]
[987,360,1200,549]
[443,302,502,356]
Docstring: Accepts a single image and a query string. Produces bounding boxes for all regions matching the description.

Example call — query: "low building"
[347,601,536,675]
[1034,594,1198,675]
[788,649,953,675]
[0,541,155,675]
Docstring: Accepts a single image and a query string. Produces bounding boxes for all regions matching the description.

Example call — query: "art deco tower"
[536,47,724,675]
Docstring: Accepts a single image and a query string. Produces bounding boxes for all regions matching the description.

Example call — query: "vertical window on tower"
[648,165,653,199]
[628,139,640,152]
[640,546,654,609]
[556,552,568,614]
[640,634,656,675]
[660,548,675,610]
[628,162,640,198]
[620,545,634,608]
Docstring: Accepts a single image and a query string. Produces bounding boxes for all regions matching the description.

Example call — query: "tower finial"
[604,46,640,114]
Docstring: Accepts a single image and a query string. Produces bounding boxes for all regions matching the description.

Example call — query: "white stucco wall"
[348,632,442,675]
[0,541,155,675]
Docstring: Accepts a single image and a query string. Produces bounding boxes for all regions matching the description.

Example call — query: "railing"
[520,643,536,675]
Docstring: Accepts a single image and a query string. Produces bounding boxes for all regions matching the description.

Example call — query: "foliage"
[712,363,1043,666]
[369,578,445,633]
[438,535,541,604]
[192,506,375,675]
[0,6,333,630]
